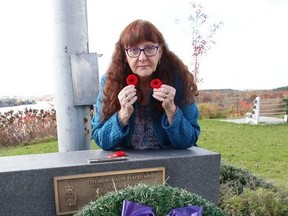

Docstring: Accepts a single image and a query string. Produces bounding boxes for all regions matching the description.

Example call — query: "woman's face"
[125,42,162,78]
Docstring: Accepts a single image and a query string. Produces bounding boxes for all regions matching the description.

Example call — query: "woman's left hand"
[152,84,177,118]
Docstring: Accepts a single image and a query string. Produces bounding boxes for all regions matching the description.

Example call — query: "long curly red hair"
[101,19,198,122]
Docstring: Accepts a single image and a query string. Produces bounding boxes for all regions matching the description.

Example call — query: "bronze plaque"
[54,167,165,215]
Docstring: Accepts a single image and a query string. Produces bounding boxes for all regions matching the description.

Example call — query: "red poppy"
[126,74,138,86]
[150,79,162,89]
[107,151,126,158]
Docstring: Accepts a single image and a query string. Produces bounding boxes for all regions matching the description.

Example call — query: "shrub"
[198,103,232,119]
[220,162,275,195]
[222,188,288,216]
[283,98,288,114]
[75,183,227,216]
[0,108,57,147]
[219,163,288,216]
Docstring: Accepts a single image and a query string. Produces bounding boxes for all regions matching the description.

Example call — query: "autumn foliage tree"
[188,2,223,82]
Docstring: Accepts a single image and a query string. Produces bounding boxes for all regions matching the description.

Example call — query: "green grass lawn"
[198,119,288,187]
[0,140,59,156]
[1,119,287,187]
[0,140,98,157]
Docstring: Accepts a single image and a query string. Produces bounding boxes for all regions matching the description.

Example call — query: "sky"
[0,0,288,97]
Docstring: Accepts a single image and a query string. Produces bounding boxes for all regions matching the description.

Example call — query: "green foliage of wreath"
[74,183,227,216]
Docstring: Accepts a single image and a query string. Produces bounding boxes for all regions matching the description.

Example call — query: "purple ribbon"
[167,206,203,216]
[121,200,156,216]
[121,200,202,216]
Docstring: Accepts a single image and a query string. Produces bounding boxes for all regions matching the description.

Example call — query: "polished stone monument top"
[0,147,218,172]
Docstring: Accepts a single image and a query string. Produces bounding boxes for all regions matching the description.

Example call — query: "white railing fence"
[246,97,288,124]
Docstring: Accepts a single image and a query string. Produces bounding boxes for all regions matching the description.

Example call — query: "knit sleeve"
[162,103,200,149]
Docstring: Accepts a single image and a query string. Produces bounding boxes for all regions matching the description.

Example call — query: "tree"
[188,2,223,83]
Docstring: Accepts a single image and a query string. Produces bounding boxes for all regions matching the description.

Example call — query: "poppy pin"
[107,151,126,158]
[126,74,138,86]
[150,79,162,89]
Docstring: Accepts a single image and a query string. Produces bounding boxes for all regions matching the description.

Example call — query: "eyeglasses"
[125,45,159,58]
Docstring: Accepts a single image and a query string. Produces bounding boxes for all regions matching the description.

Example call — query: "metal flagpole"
[53,0,92,152]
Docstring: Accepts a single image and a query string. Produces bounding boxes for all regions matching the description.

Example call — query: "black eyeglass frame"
[125,45,160,58]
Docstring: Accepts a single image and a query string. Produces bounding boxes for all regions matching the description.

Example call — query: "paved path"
[222,116,287,124]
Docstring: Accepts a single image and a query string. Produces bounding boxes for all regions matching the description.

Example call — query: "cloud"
[0,0,287,97]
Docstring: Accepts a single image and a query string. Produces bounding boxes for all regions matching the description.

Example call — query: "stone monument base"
[0,147,221,216]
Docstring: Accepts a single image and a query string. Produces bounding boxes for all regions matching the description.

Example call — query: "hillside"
[198,87,288,103]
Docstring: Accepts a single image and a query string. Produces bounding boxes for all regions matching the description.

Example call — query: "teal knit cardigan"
[91,75,200,150]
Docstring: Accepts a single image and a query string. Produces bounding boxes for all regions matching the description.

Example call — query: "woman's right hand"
[117,85,137,126]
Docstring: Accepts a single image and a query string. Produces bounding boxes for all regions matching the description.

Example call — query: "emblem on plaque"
[63,185,77,207]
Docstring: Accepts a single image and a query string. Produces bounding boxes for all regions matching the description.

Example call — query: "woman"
[91,19,200,150]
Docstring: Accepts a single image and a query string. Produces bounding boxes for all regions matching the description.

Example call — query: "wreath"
[75,183,226,216]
